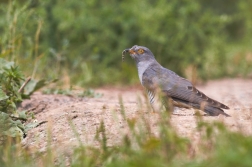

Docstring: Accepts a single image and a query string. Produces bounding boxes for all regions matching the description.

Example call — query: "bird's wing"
[142,64,229,109]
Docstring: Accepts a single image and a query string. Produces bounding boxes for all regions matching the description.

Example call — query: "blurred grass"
[1,100,252,167]
[0,0,252,86]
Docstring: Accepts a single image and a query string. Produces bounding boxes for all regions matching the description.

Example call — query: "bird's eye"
[137,49,144,54]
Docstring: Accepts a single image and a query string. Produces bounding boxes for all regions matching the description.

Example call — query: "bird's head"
[122,45,155,63]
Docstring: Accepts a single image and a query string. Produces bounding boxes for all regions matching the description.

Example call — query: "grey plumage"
[122,45,230,117]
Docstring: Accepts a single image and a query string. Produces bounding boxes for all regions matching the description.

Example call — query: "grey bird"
[122,45,230,117]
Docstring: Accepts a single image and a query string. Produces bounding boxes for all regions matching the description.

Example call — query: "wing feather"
[142,64,229,109]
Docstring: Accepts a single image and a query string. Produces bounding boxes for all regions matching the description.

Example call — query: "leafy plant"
[0,58,25,141]
[0,58,50,143]
[23,78,58,97]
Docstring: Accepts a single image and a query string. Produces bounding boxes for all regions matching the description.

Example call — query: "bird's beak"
[122,48,135,61]
[122,48,135,54]
[128,49,135,54]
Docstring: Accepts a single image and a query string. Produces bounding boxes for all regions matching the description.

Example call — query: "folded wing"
[142,64,229,110]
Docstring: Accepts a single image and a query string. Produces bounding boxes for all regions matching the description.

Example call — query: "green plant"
[0,58,26,141]
[70,100,252,167]
[1,0,252,86]
[43,87,103,98]
[0,58,51,143]
[0,96,252,167]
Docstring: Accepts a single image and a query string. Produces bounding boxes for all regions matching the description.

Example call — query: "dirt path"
[21,79,252,153]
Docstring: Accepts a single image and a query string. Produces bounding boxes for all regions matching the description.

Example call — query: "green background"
[0,0,252,86]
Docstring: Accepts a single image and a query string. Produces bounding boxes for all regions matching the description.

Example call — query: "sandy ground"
[21,79,252,154]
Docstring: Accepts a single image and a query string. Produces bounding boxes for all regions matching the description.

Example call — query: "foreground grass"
[1,100,252,167]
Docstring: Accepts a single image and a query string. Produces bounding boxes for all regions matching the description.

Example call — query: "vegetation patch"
[0,58,49,143]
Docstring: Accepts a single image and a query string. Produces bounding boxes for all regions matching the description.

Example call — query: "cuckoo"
[122,45,230,116]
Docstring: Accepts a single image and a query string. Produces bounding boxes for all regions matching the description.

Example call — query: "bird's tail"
[171,98,230,117]
[202,105,230,117]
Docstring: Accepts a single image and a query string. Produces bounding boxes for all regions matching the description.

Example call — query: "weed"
[43,87,103,98]
[0,58,51,144]
[0,96,252,167]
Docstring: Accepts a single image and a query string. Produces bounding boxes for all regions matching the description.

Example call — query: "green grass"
[1,100,252,167]
[1,0,252,86]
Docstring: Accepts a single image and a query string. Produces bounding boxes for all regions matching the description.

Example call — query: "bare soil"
[21,79,252,154]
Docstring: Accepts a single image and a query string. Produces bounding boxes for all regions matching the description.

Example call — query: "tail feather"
[203,105,231,117]
[171,97,230,117]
